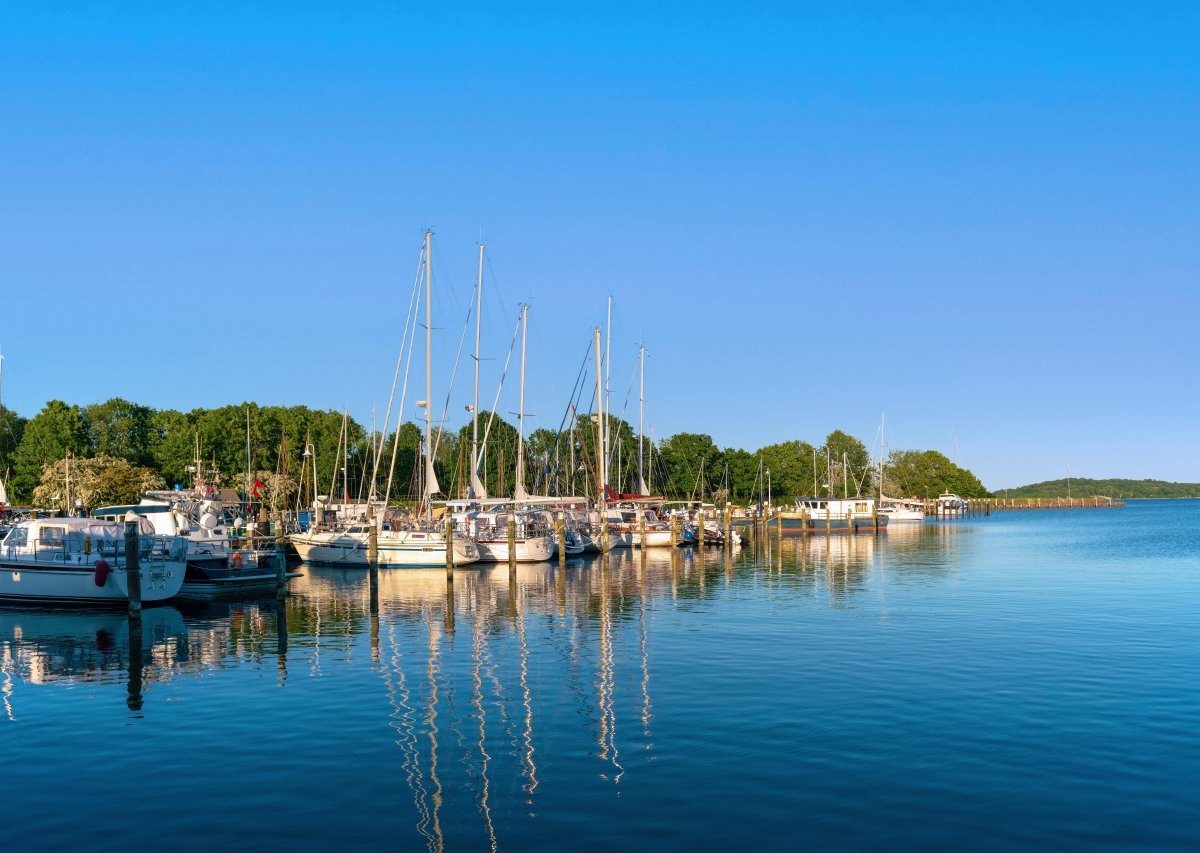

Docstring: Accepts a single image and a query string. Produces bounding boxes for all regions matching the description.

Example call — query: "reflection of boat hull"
[0,606,188,683]
[766,514,888,535]
[631,529,675,548]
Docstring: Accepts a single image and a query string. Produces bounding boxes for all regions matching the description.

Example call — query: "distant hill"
[997,478,1200,499]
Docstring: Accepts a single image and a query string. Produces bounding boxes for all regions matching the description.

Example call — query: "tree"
[659,433,722,500]
[0,404,27,484]
[759,440,817,501]
[85,397,157,465]
[884,449,989,498]
[31,455,165,511]
[818,430,872,497]
[10,401,91,501]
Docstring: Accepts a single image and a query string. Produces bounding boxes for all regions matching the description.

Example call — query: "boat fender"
[231,552,244,570]
[94,559,111,587]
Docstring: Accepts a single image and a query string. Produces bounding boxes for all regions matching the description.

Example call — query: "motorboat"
[94,494,295,597]
[0,517,187,604]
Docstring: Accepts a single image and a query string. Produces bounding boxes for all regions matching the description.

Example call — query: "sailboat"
[289,232,480,568]
[448,300,556,562]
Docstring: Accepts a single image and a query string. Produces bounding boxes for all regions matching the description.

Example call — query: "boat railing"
[3,533,187,566]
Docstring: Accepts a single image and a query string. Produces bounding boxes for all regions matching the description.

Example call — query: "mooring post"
[124,512,142,617]
[847,509,854,535]
[274,511,287,597]
[873,504,879,536]
[507,509,517,576]
[639,508,646,550]
[445,514,455,579]
[556,514,567,567]
[600,511,610,553]
[670,511,679,546]
[367,504,378,566]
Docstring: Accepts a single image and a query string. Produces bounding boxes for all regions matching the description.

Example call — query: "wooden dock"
[926,496,1125,517]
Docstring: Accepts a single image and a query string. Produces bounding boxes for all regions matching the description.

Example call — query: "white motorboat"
[0,517,187,604]
[879,499,926,523]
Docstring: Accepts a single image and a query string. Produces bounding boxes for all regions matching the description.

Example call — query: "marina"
[2,501,1197,850]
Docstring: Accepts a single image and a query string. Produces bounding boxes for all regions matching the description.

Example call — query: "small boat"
[935,492,967,516]
[0,517,187,604]
[879,499,925,523]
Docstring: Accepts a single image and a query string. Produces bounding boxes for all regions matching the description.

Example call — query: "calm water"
[3,501,1199,851]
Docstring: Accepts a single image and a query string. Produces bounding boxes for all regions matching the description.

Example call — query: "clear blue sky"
[1,2,1197,489]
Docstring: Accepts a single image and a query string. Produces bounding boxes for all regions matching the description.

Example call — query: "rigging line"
[431,277,476,464]
[372,251,425,493]
[477,312,522,476]
[531,340,594,493]
[384,253,427,506]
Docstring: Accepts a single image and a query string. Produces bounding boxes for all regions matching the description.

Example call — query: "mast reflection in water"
[4,506,1199,851]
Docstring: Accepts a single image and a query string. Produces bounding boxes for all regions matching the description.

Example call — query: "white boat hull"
[0,560,186,604]
[474,535,556,563]
[290,530,479,567]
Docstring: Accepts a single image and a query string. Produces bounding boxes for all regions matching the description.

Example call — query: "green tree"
[884,449,989,498]
[85,397,157,466]
[818,430,872,497]
[10,401,91,501]
[659,432,722,500]
[0,404,28,485]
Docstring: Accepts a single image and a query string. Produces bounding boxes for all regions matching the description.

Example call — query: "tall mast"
[422,230,439,522]
[604,296,612,486]
[593,327,605,507]
[341,408,349,503]
[515,304,528,501]
[470,243,485,499]
[637,344,646,495]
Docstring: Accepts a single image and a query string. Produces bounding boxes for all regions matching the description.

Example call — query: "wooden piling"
[507,511,517,575]
[697,509,705,547]
[274,511,288,597]
[556,515,567,567]
[123,514,142,617]
[367,505,378,566]
[445,514,455,579]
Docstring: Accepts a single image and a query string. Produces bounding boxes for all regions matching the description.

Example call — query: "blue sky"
[1,2,1197,489]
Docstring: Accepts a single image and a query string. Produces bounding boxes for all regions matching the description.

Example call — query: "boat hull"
[474,536,556,563]
[290,531,480,567]
[0,560,187,604]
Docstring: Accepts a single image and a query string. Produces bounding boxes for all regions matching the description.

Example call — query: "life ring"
[231,552,244,570]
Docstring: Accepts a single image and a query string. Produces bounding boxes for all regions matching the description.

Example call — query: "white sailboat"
[290,232,479,568]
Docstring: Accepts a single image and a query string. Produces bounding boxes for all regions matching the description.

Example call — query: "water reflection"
[0,527,975,846]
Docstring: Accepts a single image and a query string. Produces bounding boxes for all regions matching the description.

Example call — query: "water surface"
[3,501,1198,850]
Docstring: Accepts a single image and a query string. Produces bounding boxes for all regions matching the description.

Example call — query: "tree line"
[0,398,991,510]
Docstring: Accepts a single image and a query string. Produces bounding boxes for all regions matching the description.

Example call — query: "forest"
[998,478,1200,499]
[0,398,990,510]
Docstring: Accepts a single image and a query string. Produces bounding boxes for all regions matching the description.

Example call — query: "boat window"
[39,526,66,546]
[5,527,27,547]
[856,502,868,513]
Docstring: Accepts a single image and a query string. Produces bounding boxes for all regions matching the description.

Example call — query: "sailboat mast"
[515,304,528,500]
[471,243,484,498]
[423,229,435,523]
[638,344,645,494]
[604,296,612,486]
[594,326,605,507]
